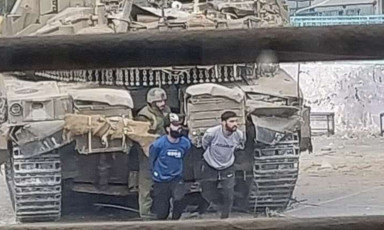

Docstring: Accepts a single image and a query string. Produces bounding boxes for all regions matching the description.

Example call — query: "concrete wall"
[281,62,384,136]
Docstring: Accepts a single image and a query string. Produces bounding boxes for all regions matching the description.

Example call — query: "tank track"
[5,144,62,222]
[248,133,300,213]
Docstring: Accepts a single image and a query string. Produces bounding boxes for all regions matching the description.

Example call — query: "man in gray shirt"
[200,111,244,219]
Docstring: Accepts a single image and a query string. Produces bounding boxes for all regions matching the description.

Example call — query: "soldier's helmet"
[146,88,167,103]
[256,50,279,77]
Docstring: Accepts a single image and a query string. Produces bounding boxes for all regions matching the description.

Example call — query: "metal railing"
[291,15,384,27]
[310,112,335,136]
[380,112,384,136]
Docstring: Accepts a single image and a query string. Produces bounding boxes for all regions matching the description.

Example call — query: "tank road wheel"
[6,144,62,222]
[248,133,300,214]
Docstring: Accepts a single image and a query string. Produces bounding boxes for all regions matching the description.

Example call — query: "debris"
[308,174,329,177]
[318,150,336,156]
[359,165,372,170]
[303,163,321,172]
[93,203,140,214]
[334,164,347,170]
[321,147,332,151]
[319,160,333,170]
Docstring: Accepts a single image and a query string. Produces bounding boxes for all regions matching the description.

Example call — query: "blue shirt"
[149,135,191,182]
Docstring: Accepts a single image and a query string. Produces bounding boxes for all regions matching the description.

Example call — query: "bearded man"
[199,111,244,219]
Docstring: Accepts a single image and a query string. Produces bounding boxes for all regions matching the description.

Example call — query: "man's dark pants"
[151,179,187,220]
[199,160,235,219]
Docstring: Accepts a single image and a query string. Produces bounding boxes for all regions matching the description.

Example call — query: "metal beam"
[1,216,384,230]
[0,25,384,72]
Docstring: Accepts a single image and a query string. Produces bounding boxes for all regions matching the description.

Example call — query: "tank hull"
[0,0,311,222]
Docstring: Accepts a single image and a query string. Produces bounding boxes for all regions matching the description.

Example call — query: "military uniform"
[136,104,170,218]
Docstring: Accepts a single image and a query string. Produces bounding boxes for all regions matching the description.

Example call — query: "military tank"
[0,0,312,222]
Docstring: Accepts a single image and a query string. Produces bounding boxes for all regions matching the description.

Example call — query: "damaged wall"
[281,62,384,136]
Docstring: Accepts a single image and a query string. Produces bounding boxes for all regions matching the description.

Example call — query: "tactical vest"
[136,105,170,136]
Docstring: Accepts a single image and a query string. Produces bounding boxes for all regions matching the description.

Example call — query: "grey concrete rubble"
[282,62,384,136]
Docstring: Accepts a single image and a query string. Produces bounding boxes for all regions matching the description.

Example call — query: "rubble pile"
[282,63,384,136]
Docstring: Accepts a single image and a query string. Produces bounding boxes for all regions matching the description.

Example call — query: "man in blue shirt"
[149,113,191,220]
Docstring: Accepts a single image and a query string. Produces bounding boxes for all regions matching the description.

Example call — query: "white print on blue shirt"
[167,150,182,158]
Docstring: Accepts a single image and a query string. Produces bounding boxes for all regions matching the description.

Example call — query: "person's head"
[164,113,183,139]
[221,111,239,133]
[146,88,167,111]
[256,49,279,77]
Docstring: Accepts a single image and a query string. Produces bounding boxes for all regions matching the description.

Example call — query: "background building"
[286,0,379,16]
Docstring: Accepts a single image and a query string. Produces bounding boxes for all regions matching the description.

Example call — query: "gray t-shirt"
[202,125,244,170]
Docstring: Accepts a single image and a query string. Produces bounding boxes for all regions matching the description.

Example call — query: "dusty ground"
[1,136,384,225]
[287,135,384,217]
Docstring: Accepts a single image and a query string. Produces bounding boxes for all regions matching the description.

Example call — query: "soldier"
[200,111,244,219]
[135,87,171,219]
